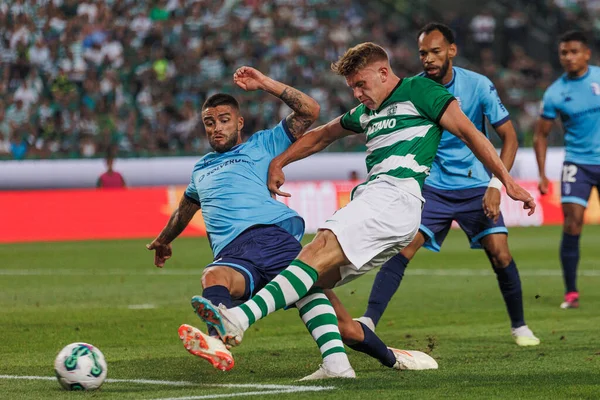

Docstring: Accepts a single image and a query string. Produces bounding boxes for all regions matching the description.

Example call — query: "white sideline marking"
[1,268,599,277]
[0,375,335,399]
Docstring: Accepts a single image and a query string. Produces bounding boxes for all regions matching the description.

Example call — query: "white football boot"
[389,348,439,370]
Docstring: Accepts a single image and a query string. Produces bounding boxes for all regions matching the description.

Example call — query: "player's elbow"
[308,100,320,122]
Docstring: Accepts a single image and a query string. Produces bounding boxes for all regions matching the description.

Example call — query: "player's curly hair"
[331,42,389,77]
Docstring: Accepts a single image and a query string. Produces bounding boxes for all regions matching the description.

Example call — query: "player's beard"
[210,131,239,153]
[426,57,451,83]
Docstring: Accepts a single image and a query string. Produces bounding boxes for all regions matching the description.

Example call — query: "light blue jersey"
[184,120,304,257]
[541,65,600,165]
[424,67,510,190]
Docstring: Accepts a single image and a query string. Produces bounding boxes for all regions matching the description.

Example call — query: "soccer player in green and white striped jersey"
[191,42,537,376]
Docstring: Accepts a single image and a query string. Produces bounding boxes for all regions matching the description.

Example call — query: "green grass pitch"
[1,226,599,399]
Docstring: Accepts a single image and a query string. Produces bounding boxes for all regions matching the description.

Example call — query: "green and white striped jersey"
[340,76,455,200]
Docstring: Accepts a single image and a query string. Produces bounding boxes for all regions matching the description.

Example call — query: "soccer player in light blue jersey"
[534,31,600,309]
[146,67,356,377]
[357,23,540,346]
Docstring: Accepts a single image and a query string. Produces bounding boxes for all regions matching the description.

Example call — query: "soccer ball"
[54,343,107,390]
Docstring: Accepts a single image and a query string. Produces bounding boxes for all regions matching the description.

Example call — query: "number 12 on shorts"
[562,164,578,183]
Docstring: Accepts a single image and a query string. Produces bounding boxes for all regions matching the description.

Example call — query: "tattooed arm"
[233,66,320,139]
[279,86,320,139]
[146,195,200,267]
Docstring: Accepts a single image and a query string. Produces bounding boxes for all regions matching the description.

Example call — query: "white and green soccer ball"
[54,342,107,391]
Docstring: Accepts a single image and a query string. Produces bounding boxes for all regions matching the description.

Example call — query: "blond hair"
[331,42,389,77]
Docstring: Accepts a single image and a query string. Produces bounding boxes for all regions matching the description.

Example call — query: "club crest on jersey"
[591,82,600,96]
[387,105,397,116]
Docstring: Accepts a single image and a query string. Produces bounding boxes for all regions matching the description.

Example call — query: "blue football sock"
[364,253,408,326]
[493,260,525,328]
[347,322,397,368]
[202,285,233,336]
[560,232,580,293]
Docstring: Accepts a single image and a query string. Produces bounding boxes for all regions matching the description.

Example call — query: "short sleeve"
[540,89,557,120]
[409,77,455,123]
[480,77,510,127]
[251,119,295,158]
[184,174,200,206]
[340,104,366,134]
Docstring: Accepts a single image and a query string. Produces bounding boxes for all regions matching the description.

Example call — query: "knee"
[301,229,335,260]
[563,218,583,235]
[307,230,334,250]
[201,268,228,289]
[339,319,364,345]
[486,248,513,269]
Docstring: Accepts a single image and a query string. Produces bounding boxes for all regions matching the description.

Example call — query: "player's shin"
[346,321,397,368]
[493,260,525,328]
[296,288,351,374]
[560,232,580,294]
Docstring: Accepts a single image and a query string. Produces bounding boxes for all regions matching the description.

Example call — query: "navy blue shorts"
[420,185,508,252]
[206,225,302,299]
[561,162,600,208]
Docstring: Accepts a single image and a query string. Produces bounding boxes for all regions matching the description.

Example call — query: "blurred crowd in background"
[0,0,598,160]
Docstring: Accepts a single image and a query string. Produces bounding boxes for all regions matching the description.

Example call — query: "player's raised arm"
[268,116,355,197]
[146,195,200,267]
[439,101,536,215]
[533,117,554,195]
[233,66,320,139]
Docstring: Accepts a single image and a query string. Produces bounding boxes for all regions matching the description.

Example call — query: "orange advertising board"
[0,181,598,243]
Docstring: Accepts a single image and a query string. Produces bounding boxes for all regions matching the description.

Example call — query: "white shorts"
[320,176,422,287]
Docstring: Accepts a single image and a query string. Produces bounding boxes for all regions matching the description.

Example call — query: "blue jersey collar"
[444,68,456,88]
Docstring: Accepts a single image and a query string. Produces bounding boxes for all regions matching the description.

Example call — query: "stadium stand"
[0,0,597,160]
